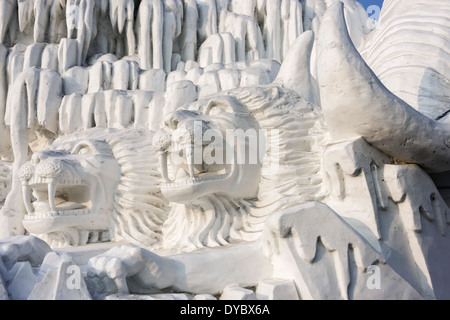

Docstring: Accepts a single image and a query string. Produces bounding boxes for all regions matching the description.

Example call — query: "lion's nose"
[152,129,172,152]
[164,112,179,130]
[32,151,45,165]
[31,151,56,164]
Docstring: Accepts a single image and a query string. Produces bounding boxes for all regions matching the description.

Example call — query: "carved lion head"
[18,128,169,247]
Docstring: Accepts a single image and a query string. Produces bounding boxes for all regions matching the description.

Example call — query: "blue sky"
[357,0,384,10]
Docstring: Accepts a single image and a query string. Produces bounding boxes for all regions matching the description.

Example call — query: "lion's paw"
[0,235,52,269]
[86,245,177,299]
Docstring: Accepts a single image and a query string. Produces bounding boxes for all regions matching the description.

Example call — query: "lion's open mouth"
[22,177,91,220]
[159,143,232,189]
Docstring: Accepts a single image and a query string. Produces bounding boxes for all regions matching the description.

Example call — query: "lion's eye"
[207,107,226,116]
[78,147,90,155]
[205,103,233,115]
[74,144,93,155]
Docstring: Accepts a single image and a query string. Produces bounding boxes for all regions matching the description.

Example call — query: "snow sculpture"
[0,0,449,301]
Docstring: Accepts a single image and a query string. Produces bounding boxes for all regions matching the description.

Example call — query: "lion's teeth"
[175,167,190,181]
[159,152,171,182]
[31,176,52,185]
[48,179,57,212]
[22,184,34,214]
[24,208,91,220]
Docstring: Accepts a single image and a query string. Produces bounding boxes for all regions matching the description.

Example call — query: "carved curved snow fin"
[317,2,450,173]
[274,30,319,105]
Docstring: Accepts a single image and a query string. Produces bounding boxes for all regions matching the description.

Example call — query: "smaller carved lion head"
[19,128,168,248]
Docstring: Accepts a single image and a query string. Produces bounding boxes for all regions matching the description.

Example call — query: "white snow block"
[250,59,281,82]
[0,236,52,268]
[63,66,89,95]
[255,279,300,300]
[193,294,217,300]
[218,69,240,91]
[41,44,59,71]
[81,93,98,129]
[114,93,134,128]
[58,38,78,74]
[185,67,203,85]
[148,91,165,131]
[59,93,83,134]
[131,90,153,129]
[106,293,189,300]
[0,262,8,300]
[0,279,7,300]
[139,69,166,92]
[28,252,91,300]
[198,34,223,68]
[164,80,197,115]
[88,61,104,93]
[37,69,62,134]
[6,261,39,300]
[220,284,256,300]
[128,60,140,91]
[203,63,224,73]
[263,201,425,300]
[6,44,25,98]
[23,43,45,69]
[112,60,130,91]
[166,70,187,86]
[197,71,220,98]
[240,67,271,87]
[184,60,199,72]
